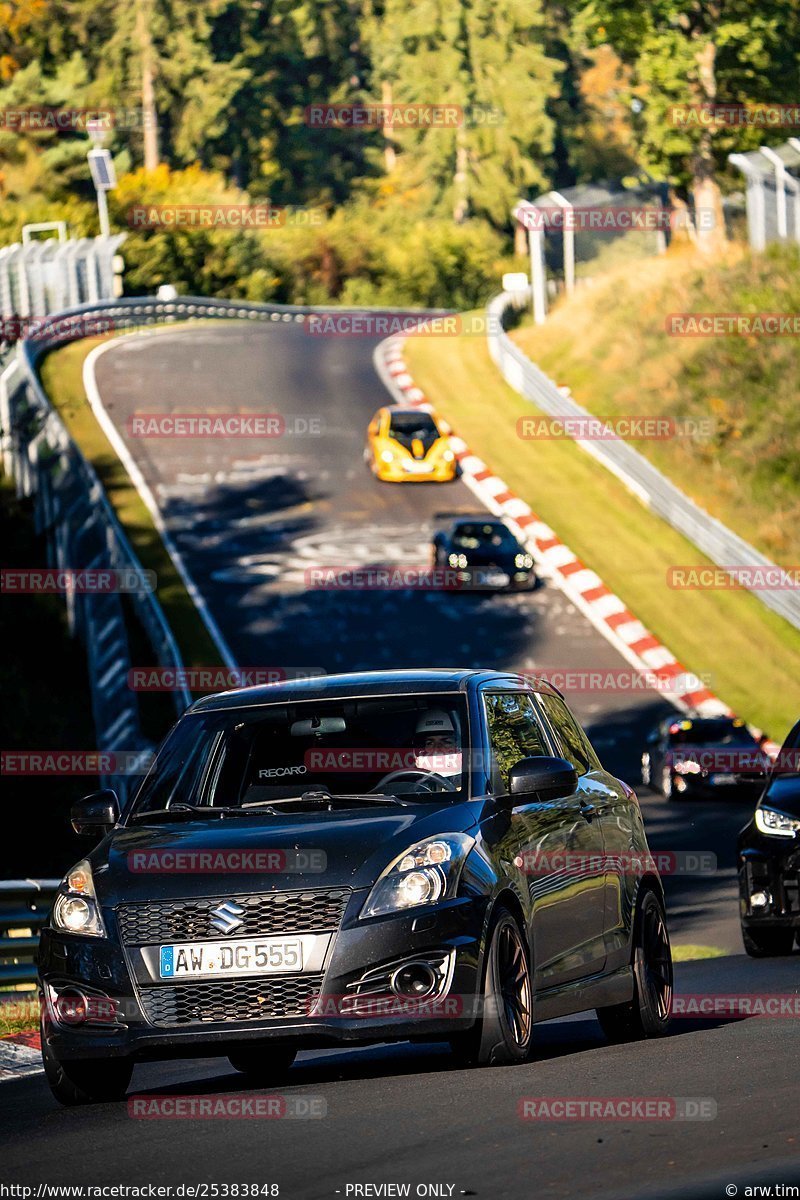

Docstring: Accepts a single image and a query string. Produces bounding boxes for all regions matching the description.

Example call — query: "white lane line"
[84,337,238,670]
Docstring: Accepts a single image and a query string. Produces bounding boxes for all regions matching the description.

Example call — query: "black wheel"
[450,908,532,1067]
[228,1044,297,1082]
[596,888,672,1043]
[741,925,795,957]
[41,1019,132,1106]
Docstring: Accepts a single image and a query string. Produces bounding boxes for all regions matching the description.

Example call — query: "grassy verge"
[670,945,728,963]
[511,243,800,564]
[38,335,222,672]
[0,998,39,1035]
[403,328,800,740]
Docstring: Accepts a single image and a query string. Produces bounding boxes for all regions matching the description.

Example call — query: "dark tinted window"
[538,694,601,776]
[484,692,549,793]
[667,718,758,748]
[452,523,517,551]
[388,412,438,436]
[128,694,470,818]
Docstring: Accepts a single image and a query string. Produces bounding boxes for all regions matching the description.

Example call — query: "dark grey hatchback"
[39,669,673,1104]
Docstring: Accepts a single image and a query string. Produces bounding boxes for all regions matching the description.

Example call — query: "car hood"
[90,800,480,905]
[761,773,800,817]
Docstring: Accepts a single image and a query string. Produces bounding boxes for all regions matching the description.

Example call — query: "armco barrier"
[486,291,800,631]
[0,880,59,990]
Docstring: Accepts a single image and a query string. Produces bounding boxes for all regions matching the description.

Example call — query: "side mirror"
[507,756,578,802]
[71,789,119,838]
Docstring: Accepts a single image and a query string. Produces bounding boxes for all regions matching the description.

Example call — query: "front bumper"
[739,840,800,928]
[671,772,765,799]
[38,892,485,1062]
[377,459,456,483]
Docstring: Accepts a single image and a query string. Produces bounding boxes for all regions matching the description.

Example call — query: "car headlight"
[442,449,455,462]
[673,759,702,775]
[514,553,533,569]
[52,860,106,937]
[755,806,800,838]
[448,553,468,569]
[380,449,394,463]
[360,833,475,919]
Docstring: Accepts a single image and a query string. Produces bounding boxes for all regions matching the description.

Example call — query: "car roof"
[188,668,562,712]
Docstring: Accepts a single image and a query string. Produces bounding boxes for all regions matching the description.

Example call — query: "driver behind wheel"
[413,709,462,785]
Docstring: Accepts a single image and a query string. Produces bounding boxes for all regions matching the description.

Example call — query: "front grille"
[139,974,324,1027]
[117,889,350,946]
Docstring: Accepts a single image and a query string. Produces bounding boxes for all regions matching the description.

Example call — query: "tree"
[366,0,561,227]
[578,0,800,253]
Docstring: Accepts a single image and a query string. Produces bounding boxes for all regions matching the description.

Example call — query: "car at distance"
[431,513,536,590]
[364,405,457,482]
[641,715,768,801]
[738,718,800,957]
[39,669,672,1106]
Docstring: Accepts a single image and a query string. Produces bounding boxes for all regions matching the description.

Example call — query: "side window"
[538,694,601,776]
[483,692,550,793]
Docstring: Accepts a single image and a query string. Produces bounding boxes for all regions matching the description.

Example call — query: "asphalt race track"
[3,321,797,1198]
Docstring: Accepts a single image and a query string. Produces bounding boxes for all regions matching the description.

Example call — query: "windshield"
[668,719,758,748]
[127,694,469,820]
[452,523,517,551]
[389,411,438,437]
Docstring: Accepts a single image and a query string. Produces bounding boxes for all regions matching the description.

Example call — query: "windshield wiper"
[130,804,250,822]
[242,790,406,810]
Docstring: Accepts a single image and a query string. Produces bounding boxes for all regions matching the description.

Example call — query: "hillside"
[511,243,800,564]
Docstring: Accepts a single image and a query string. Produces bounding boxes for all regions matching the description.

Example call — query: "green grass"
[403,327,800,740]
[512,242,800,565]
[0,998,39,1035]
[39,336,222,672]
[670,944,728,962]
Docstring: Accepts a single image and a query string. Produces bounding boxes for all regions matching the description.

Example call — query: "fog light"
[54,990,88,1026]
[750,890,770,909]
[391,962,437,999]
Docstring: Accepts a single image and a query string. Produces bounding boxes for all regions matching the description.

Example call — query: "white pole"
[529,227,547,325]
[96,187,111,239]
[760,146,787,239]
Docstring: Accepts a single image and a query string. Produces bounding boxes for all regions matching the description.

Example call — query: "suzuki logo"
[209,899,245,935]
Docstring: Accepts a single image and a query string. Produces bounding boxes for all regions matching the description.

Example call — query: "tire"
[41,1019,132,1106]
[450,907,532,1067]
[596,888,672,1043]
[741,925,795,957]
[228,1044,297,1082]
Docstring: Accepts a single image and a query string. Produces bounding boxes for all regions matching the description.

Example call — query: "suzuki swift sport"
[39,670,673,1105]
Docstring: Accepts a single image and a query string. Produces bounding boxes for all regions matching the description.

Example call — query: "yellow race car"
[364,406,457,482]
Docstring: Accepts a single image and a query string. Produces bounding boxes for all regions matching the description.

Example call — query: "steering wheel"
[371,767,458,794]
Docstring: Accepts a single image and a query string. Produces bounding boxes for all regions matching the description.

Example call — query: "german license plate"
[159,936,304,979]
[404,460,433,473]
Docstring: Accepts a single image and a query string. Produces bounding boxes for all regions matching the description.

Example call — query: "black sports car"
[641,714,768,800]
[431,514,536,590]
[738,719,800,957]
[39,669,670,1105]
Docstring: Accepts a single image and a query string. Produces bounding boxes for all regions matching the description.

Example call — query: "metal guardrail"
[486,291,800,631]
[0,880,59,990]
